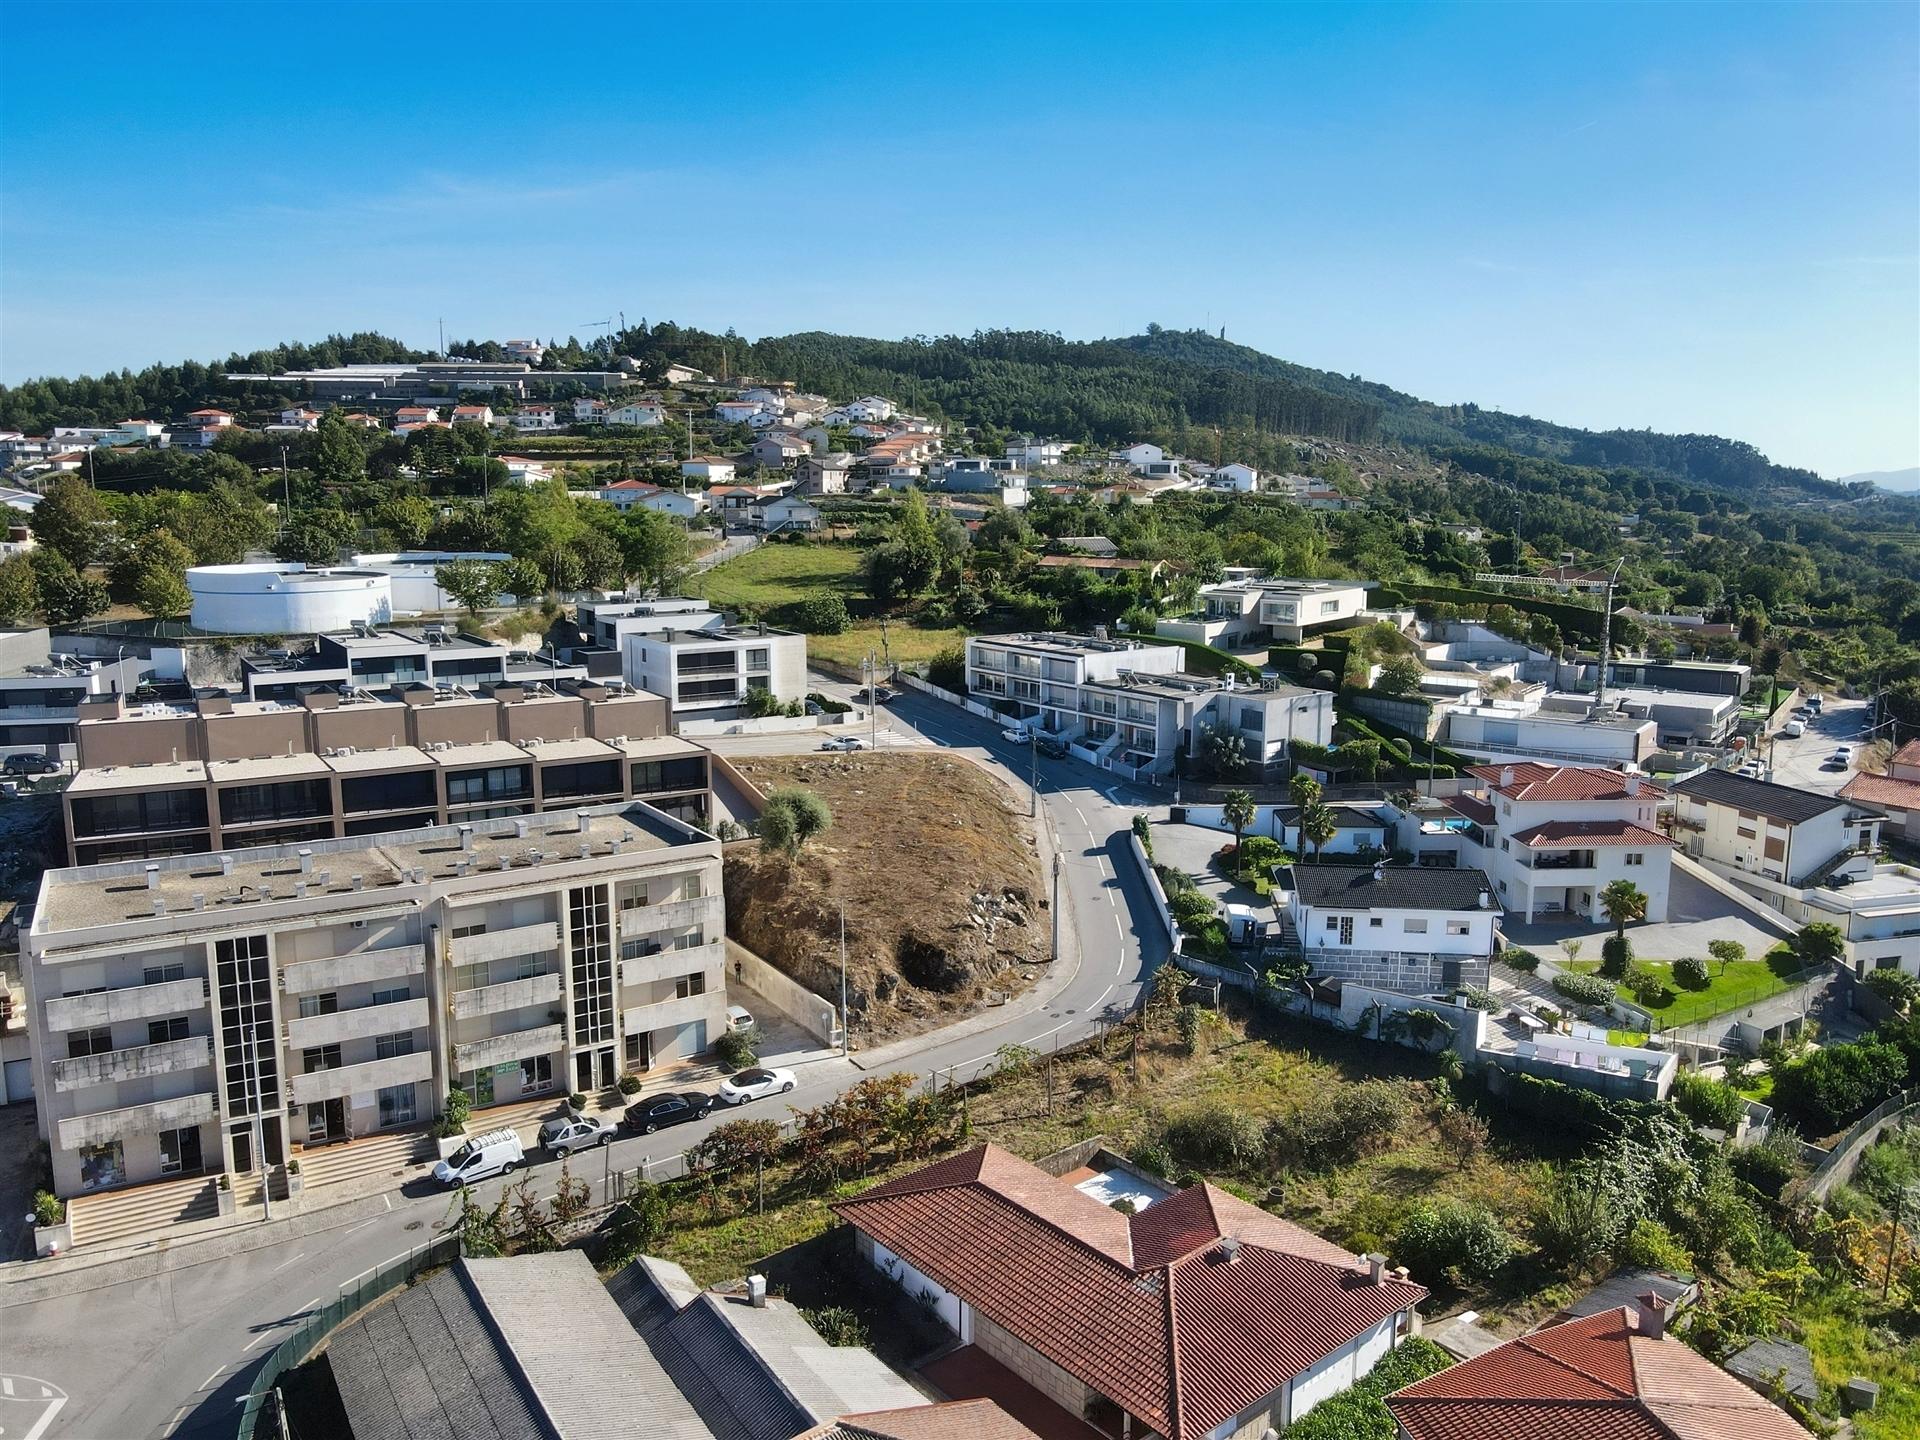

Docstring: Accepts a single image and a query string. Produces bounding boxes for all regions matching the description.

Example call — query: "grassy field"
[1795,1276,1920,1440]
[1568,944,1802,1029]
[809,621,966,671]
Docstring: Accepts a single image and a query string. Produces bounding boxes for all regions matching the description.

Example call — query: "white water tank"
[188,563,394,634]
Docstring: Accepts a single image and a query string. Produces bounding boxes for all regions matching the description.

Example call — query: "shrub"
[1129,1138,1173,1178]
[1131,813,1153,857]
[1727,1125,1803,1198]
[1498,947,1541,974]
[790,594,850,634]
[715,1030,758,1072]
[1265,1080,1413,1170]
[1553,972,1616,1008]
[1600,933,1632,978]
[1278,1337,1452,1440]
[803,1305,869,1347]
[1770,1038,1909,1133]
[1623,962,1668,1007]
[618,1074,642,1095]
[1855,1127,1920,1207]
[1620,1218,1693,1272]
[436,1086,473,1139]
[1459,986,1501,1013]
[1864,967,1920,1012]
[32,1190,63,1227]
[1673,956,1711,991]
[1160,1101,1265,1174]
[1671,1071,1746,1131]
[567,1090,589,1110]
[1394,1197,1513,1283]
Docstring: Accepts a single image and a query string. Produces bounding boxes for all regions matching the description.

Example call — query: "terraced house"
[23,803,726,1201]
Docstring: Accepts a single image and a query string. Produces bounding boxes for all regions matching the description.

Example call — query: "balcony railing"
[287,1050,434,1106]
[451,971,562,1021]
[51,1035,212,1092]
[622,992,717,1037]
[280,944,426,996]
[621,940,725,989]
[286,996,431,1050]
[44,976,207,1033]
[618,894,721,938]
[454,1022,564,1073]
[449,921,562,966]
[58,1091,217,1150]
[1518,851,1598,871]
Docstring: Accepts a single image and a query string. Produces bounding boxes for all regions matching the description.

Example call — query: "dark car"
[3,754,58,777]
[1034,735,1068,760]
[624,1090,713,1135]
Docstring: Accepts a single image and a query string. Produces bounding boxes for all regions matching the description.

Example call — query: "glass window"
[675,972,707,1000]
[1404,918,1429,934]
[303,1044,342,1073]
[147,1016,189,1045]
[216,935,278,1114]
[143,963,187,985]
[78,1140,125,1191]
[1445,920,1471,936]
[371,985,410,1006]
[377,1083,416,1127]
[520,1055,553,1090]
[297,993,338,1019]
[374,1032,413,1060]
[68,1027,113,1058]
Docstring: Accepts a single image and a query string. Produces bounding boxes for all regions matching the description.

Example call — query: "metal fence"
[234,1231,460,1440]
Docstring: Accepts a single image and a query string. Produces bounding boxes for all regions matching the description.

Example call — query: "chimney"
[747,1274,768,1308]
[1219,1237,1242,1264]
[145,863,161,890]
[580,842,592,860]
[192,894,206,912]
[1499,766,1514,789]
[500,856,512,872]
[514,818,530,839]
[298,848,314,874]
[1366,1253,1387,1286]
[1479,889,1493,909]
[460,824,475,852]
[1635,1291,1670,1340]
[351,874,364,892]
[294,880,308,899]
[1625,775,1641,795]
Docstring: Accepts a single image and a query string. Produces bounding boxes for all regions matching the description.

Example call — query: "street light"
[1051,850,1063,962]
[1029,729,1040,819]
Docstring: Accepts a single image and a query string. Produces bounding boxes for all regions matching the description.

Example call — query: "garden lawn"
[1567,944,1802,1029]
[696,541,865,610]
[809,620,966,671]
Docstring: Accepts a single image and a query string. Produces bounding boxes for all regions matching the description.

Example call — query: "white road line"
[341,1215,382,1237]
[384,1193,393,1211]
[268,1249,307,1274]
[297,1294,322,1314]
[242,1329,279,1352]
[2,1376,13,1395]
[199,1364,225,1391]
[161,1404,189,1437]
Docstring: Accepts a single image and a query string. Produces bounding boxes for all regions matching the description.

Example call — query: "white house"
[1111,442,1164,467]
[745,410,786,431]
[573,397,609,424]
[714,400,764,424]
[759,495,823,532]
[1670,770,1880,890]
[510,403,561,432]
[278,408,322,430]
[1158,576,1372,647]
[1280,861,1499,993]
[450,404,495,427]
[1212,462,1261,492]
[680,457,736,485]
[1006,439,1072,468]
[501,455,555,487]
[846,396,896,422]
[607,400,665,427]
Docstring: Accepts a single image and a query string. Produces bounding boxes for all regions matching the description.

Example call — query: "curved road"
[0,688,1171,1440]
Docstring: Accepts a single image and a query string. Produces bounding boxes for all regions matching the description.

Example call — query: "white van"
[433,1127,525,1188]
[1781,720,1805,738]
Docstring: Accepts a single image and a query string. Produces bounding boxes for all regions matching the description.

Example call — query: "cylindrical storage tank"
[187,564,394,634]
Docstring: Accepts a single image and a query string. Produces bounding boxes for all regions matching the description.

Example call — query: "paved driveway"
[1503,868,1781,964]
[1765,696,1872,795]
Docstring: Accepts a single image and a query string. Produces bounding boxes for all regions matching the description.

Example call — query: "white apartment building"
[1670,770,1880,889]
[964,632,1332,777]
[576,599,806,721]
[1159,575,1373,648]
[1421,763,1672,925]
[23,803,726,1200]
[1278,861,1499,993]
[1442,700,1656,768]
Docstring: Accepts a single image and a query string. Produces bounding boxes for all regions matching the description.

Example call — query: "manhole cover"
[404,1220,424,1232]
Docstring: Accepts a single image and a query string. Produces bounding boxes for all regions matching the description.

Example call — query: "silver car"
[538,1113,617,1156]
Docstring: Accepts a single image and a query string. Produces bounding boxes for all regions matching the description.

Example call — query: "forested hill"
[1112,327,1834,498]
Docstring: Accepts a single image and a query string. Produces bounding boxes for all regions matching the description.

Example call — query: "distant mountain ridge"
[1838,466,1920,493]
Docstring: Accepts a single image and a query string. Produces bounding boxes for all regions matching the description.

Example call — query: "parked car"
[724,1004,757,1033]
[820,735,868,752]
[624,1090,713,1135]
[432,1128,525,1188]
[716,1066,797,1106]
[3,754,58,776]
[538,1112,617,1156]
[1781,720,1805,738]
[1035,734,1068,760]
[1001,726,1028,743]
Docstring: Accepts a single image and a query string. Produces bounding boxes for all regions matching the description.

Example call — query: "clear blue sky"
[2,1,1915,477]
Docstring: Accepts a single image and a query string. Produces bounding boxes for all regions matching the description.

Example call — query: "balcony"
[286,996,430,1050]
[1518,850,1598,872]
[281,944,426,996]
[451,971,563,1021]
[287,1050,434,1106]
[44,976,208,1033]
[618,894,721,939]
[449,921,562,966]
[58,1092,217,1150]
[621,940,725,989]
[51,1035,212,1093]
[453,1022,564,1073]
[623,992,717,1037]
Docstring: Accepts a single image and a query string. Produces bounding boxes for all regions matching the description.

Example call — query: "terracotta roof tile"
[1840,772,1920,809]
[1510,820,1671,848]
[1468,762,1663,803]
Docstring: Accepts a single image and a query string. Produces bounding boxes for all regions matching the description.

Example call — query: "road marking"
[1,1376,11,1395]
[242,1328,280,1352]
[297,1294,322,1314]
[199,1364,225,1391]
[162,1404,191,1435]
[269,1249,307,1274]
[341,1215,382,1237]
[384,1193,393,1211]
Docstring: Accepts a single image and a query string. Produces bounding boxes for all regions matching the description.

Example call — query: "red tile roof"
[833,1145,1424,1439]
[1839,772,1920,810]
[1468,762,1663,803]
[1510,820,1671,848]
[1388,1307,1810,1440]
[1444,794,1496,826]
[798,1398,1042,1440]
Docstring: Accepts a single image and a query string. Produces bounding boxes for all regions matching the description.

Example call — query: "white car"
[1001,727,1027,743]
[819,735,868,752]
[538,1112,617,1156]
[716,1066,797,1106]
[1780,720,1805,738]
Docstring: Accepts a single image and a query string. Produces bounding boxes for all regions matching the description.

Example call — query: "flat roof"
[322,745,434,775]
[428,740,527,768]
[530,737,620,763]
[206,753,332,784]
[969,632,1148,657]
[611,736,707,760]
[66,760,209,794]
[36,802,700,936]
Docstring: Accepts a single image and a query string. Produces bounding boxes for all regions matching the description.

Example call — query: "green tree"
[273,509,355,566]
[1203,723,1248,779]
[128,529,194,618]
[1375,656,1425,696]
[28,476,110,570]
[618,509,695,595]
[1706,938,1746,976]
[572,527,627,589]
[1794,921,1845,969]
[1300,801,1338,863]
[1288,772,1322,810]
[1221,789,1256,877]
[311,408,368,489]
[494,555,545,602]
[28,550,107,624]
[371,494,435,548]
[759,787,832,857]
[0,554,38,625]
[436,558,499,616]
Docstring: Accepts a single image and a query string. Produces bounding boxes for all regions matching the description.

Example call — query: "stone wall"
[972,1311,1093,1419]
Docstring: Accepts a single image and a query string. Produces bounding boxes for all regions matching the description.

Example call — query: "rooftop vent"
[191,893,206,912]
[1219,1237,1241,1264]
[298,848,313,874]
[145,863,161,890]
[747,1275,768,1308]
[351,875,364,892]
[514,819,530,839]
[151,897,166,917]
[459,824,475,852]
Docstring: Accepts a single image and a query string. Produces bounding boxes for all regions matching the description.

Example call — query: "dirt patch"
[725,752,1049,1045]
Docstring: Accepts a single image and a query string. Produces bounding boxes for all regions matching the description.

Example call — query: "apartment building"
[573,598,807,721]
[0,628,151,764]
[61,679,711,865]
[23,803,726,1199]
[1442,699,1656,768]
[1158,574,1372,648]
[1669,769,1881,889]
[965,632,1332,777]
[1422,762,1672,924]
[242,625,578,703]
[1279,861,1499,993]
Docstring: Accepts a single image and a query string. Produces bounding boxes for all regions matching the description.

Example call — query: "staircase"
[68,1174,220,1250]
[293,1127,434,1193]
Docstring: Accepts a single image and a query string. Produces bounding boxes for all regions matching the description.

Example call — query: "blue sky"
[2,1,1915,477]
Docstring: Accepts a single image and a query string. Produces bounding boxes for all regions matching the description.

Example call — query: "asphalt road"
[0,685,1172,1440]
[1761,695,1873,795]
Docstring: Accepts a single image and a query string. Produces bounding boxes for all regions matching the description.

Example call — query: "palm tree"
[1288,773,1322,811]
[1301,802,1338,864]
[1221,789,1256,880]
[1600,879,1647,941]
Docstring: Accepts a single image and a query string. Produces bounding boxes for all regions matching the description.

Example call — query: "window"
[67,1027,113,1058]
[377,1083,416,1127]
[1624,852,1644,866]
[144,963,186,985]
[451,922,488,940]
[374,1032,413,1060]
[1876,957,1900,970]
[1737,826,1757,840]
[1403,918,1429,934]
[297,992,338,1019]
[1319,598,1340,615]
[672,929,704,952]
[147,1017,189,1045]
[624,1034,643,1064]
[158,1126,200,1175]
[675,973,707,1000]
[303,1044,342,1073]
[520,1055,553,1090]
[1368,917,1384,928]
[371,985,410,1007]
[1445,920,1471,936]
[1324,916,1339,931]
[746,648,770,671]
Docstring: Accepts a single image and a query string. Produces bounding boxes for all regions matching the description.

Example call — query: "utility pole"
[243,1020,272,1221]
[1029,730,1039,819]
[867,651,878,750]
[839,903,849,1056]
[1051,850,1063,962]
[279,446,291,515]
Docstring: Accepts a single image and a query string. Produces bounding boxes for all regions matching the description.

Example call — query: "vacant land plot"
[696,541,864,611]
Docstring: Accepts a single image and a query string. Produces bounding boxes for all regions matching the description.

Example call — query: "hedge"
[1553,972,1617,1007]
[1338,705,1474,772]
[1386,580,1610,643]
[1493,1066,1623,1138]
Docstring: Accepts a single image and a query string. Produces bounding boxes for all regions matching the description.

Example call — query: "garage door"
[4,1057,33,1103]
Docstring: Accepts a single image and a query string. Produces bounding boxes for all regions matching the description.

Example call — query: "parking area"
[1767,695,1873,795]
[1147,821,1267,910]
[1504,867,1785,964]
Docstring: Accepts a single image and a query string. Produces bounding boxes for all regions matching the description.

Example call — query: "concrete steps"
[69,1174,219,1249]
[294,1127,433,1191]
